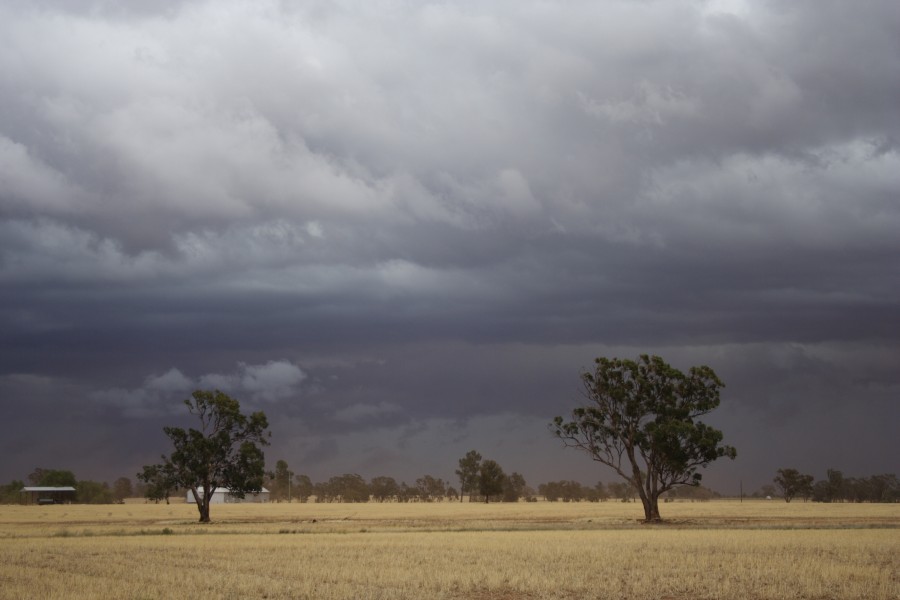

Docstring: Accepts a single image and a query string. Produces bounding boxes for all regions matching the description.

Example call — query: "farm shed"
[20,486,76,505]
[186,487,270,504]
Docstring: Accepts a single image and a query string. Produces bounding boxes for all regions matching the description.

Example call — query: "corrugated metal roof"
[21,487,77,492]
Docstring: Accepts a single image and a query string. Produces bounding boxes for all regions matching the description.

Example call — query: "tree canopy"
[552,355,736,522]
[773,468,814,503]
[268,459,292,502]
[139,390,270,522]
[28,468,77,487]
[455,450,482,502]
[478,459,506,503]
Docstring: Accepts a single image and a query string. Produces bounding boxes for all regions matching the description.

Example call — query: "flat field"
[0,500,897,599]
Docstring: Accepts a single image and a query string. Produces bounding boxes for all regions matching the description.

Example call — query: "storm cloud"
[1,0,898,490]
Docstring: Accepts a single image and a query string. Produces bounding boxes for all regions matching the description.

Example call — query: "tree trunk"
[191,485,212,523]
[641,494,662,522]
[198,499,210,523]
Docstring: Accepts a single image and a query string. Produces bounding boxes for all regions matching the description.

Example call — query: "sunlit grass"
[0,500,897,599]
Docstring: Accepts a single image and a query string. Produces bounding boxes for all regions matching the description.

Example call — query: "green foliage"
[552,355,736,521]
[369,476,400,502]
[112,477,133,502]
[137,463,178,504]
[502,472,527,502]
[315,474,370,502]
[539,480,609,502]
[415,475,447,502]
[269,459,292,502]
[0,480,25,504]
[140,390,270,522]
[478,459,506,503]
[76,480,114,504]
[396,481,414,503]
[773,468,815,502]
[455,450,482,502]
[607,481,637,502]
[293,474,313,503]
[29,468,77,487]
[807,470,899,503]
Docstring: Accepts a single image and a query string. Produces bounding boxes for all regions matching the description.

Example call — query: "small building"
[21,486,77,505]
[186,487,269,504]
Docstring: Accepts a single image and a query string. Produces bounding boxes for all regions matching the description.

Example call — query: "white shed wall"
[186,488,269,504]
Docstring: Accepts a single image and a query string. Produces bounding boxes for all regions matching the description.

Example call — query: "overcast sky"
[1,0,898,494]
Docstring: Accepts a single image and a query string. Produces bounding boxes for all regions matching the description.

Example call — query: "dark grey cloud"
[2,0,898,491]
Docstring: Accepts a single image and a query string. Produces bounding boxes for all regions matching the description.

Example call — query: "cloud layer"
[1,0,898,489]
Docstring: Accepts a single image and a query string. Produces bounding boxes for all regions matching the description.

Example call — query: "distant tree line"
[536,480,720,503]
[7,462,895,507]
[257,452,528,504]
[756,468,900,503]
[258,470,456,504]
[538,481,608,502]
[261,452,723,505]
[0,458,731,508]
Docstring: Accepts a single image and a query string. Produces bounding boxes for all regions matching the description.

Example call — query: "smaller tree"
[456,450,482,502]
[112,477,133,502]
[137,463,178,504]
[269,460,292,502]
[0,480,25,504]
[825,469,846,503]
[586,482,608,502]
[30,468,77,487]
[608,481,637,503]
[773,468,814,503]
[478,459,506,503]
[76,480,114,504]
[370,476,400,502]
[502,472,527,502]
[396,482,413,503]
[322,474,370,502]
[294,474,313,503]
[415,475,446,502]
[538,481,560,502]
[446,486,459,501]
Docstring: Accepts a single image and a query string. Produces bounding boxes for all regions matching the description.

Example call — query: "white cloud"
[0,136,82,214]
[145,368,193,393]
[91,359,307,417]
[636,140,900,250]
[197,360,307,403]
[238,360,307,402]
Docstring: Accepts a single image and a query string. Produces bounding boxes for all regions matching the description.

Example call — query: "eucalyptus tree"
[455,450,482,502]
[553,355,736,522]
[773,468,814,503]
[140,390,269,522]
[478,459,506,503]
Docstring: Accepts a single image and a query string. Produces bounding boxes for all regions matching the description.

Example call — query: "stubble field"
[0,500,897,600]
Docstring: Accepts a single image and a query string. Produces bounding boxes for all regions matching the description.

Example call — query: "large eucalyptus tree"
[553,355,736,522]
[141,390,269,522]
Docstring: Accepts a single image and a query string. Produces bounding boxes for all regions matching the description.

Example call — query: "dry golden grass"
[0,500,897,599]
